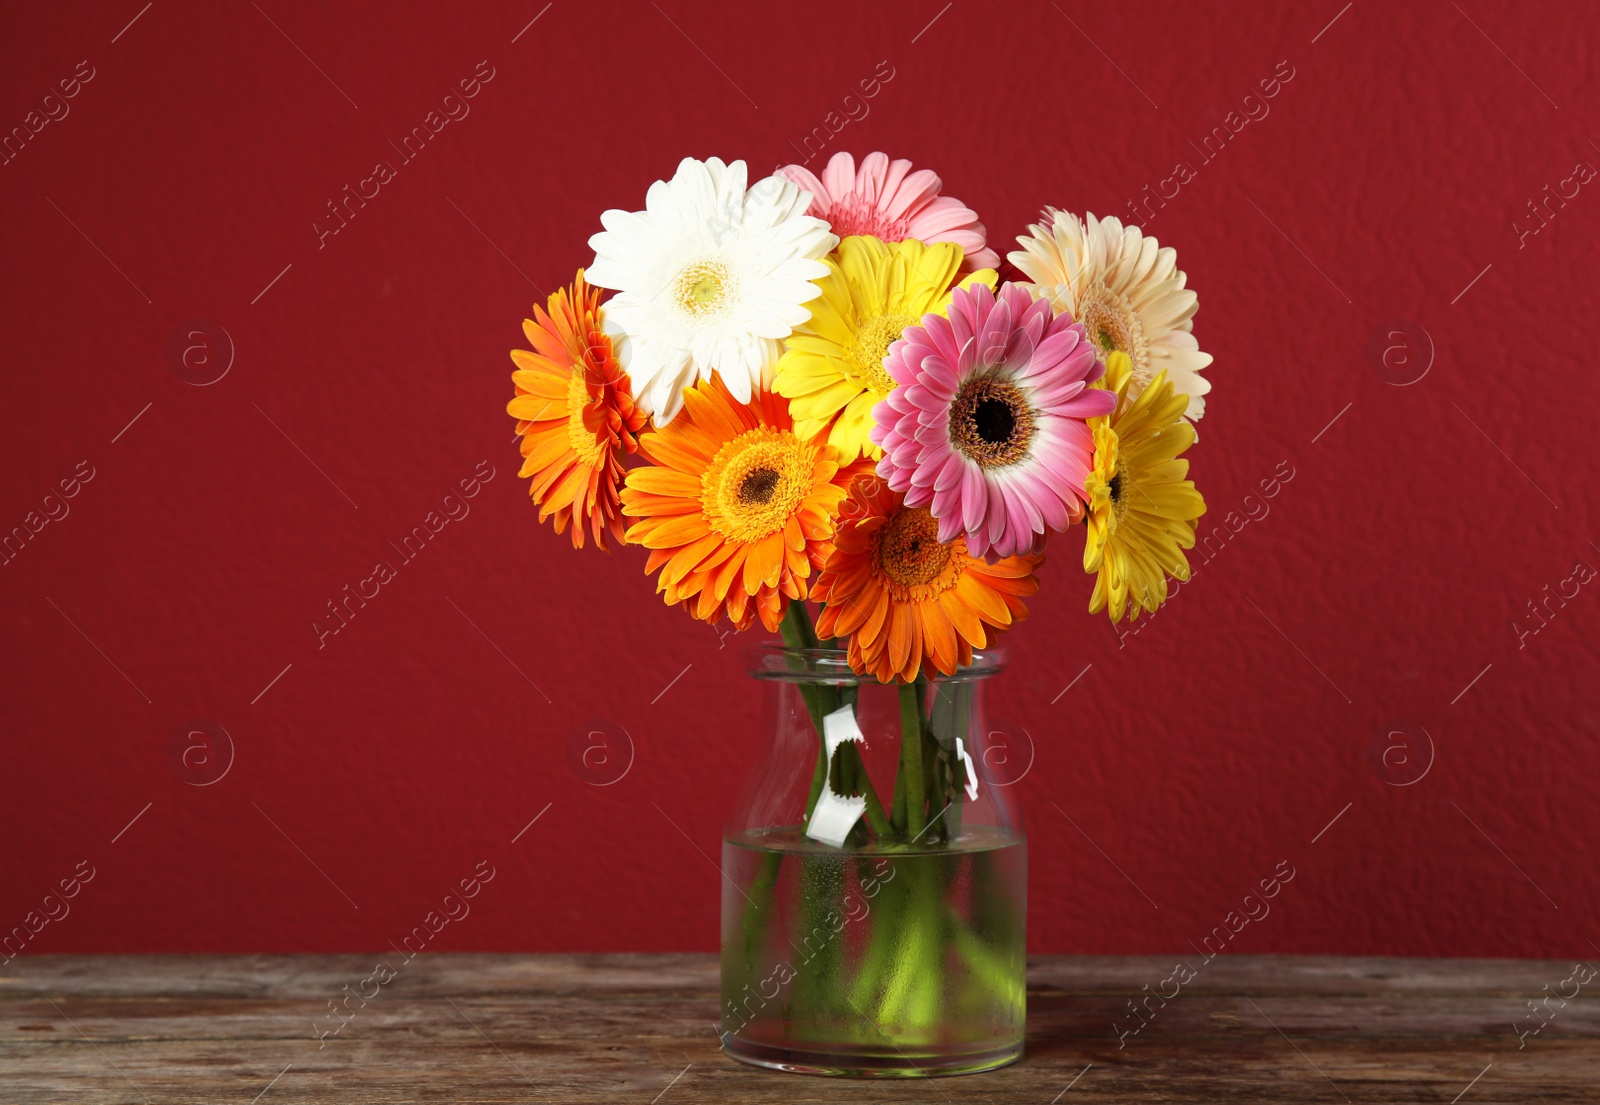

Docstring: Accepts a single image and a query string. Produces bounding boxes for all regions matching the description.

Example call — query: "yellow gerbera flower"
[773,236,996,463]
[1083,352,1206,622]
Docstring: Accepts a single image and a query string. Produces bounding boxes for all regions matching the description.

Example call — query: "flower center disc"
[564,369,605,465]
[828,196,913,243]
[1107,469,1132,523]
[950,375,1034,468]
[703,430,812,542]
[1078,284,1149,384]
[973,398,1016,444]
[850,313,916,393]
[876,506,956,593]
[738,465,780,504]
[673,259,733,319]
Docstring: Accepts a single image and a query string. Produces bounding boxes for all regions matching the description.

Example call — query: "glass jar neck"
[748,645,1006,685]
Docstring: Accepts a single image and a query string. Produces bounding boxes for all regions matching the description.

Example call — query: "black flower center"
[738,466,780,504]
[974,398,1017,445]
[949,375,1035,469]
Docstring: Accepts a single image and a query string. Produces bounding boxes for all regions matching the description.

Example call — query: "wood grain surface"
[1,954,1595,1102]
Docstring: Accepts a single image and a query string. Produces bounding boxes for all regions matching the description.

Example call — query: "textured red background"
[2,0,1596,960]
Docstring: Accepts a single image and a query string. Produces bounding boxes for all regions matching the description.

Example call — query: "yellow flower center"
[949,375,1034,468]
[673,259,733,318]
[1108,469,1129,522]
[1087,421,1125,527]
[848,313,916,394]
[565,369,605,467]
[702,429,814,542]
[1078,284,1149,385]
[875,505,962,599]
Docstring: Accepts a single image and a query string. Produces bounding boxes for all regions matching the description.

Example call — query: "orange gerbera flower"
[813,476,1042,683]
[507,271,647,550]
[621,376,848,632]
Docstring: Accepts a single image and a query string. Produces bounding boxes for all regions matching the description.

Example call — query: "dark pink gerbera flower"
[779,151,999,272]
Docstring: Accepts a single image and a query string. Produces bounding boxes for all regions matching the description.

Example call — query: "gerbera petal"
[938,586,986,648]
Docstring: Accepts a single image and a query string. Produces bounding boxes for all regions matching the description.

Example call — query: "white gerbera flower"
[1009,210,1213,420]
[586,157,837,423]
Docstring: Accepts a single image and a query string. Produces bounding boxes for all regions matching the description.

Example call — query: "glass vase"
[720,644,1026,1077]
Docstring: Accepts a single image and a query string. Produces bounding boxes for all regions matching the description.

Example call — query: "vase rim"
[747,644,1007,683]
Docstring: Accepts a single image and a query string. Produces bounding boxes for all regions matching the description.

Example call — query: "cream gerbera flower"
[1009,210,1213,420]
[586,157,837,423]
[773,236,995,463]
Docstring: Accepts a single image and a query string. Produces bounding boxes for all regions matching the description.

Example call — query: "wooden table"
[2,954,1594,1102]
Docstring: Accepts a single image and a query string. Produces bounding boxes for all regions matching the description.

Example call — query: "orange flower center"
[949,374,1034,468]
[702,429,815,543]
[875,506,962,598]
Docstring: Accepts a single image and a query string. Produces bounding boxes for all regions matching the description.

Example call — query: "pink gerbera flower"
[871,283,1115,560]
[778,151,999,272]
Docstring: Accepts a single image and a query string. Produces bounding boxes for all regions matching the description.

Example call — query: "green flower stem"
[848,863,902,1009]
[740,851,780,975]
[910,868,946,1030]
[864,679,942,1034]
[959,840,1026,1021]
[839,742,894,839]
[784,603,897,842]
[778,602,836,1032]
[917,676,938,841]
[736,604,826,998]
[804,748,828,821]
[779,602,825,720]
[869,860,943,1034]
[945,904,1026,1012]
[897,680,927,840]
[781,603,833,820]
[929,679,971,843]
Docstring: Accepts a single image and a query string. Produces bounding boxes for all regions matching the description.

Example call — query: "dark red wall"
[3,0,1596,959]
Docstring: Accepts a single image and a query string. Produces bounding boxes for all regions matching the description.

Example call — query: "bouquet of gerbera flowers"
[508,152,1210,672]
[505,152,1212,1073]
